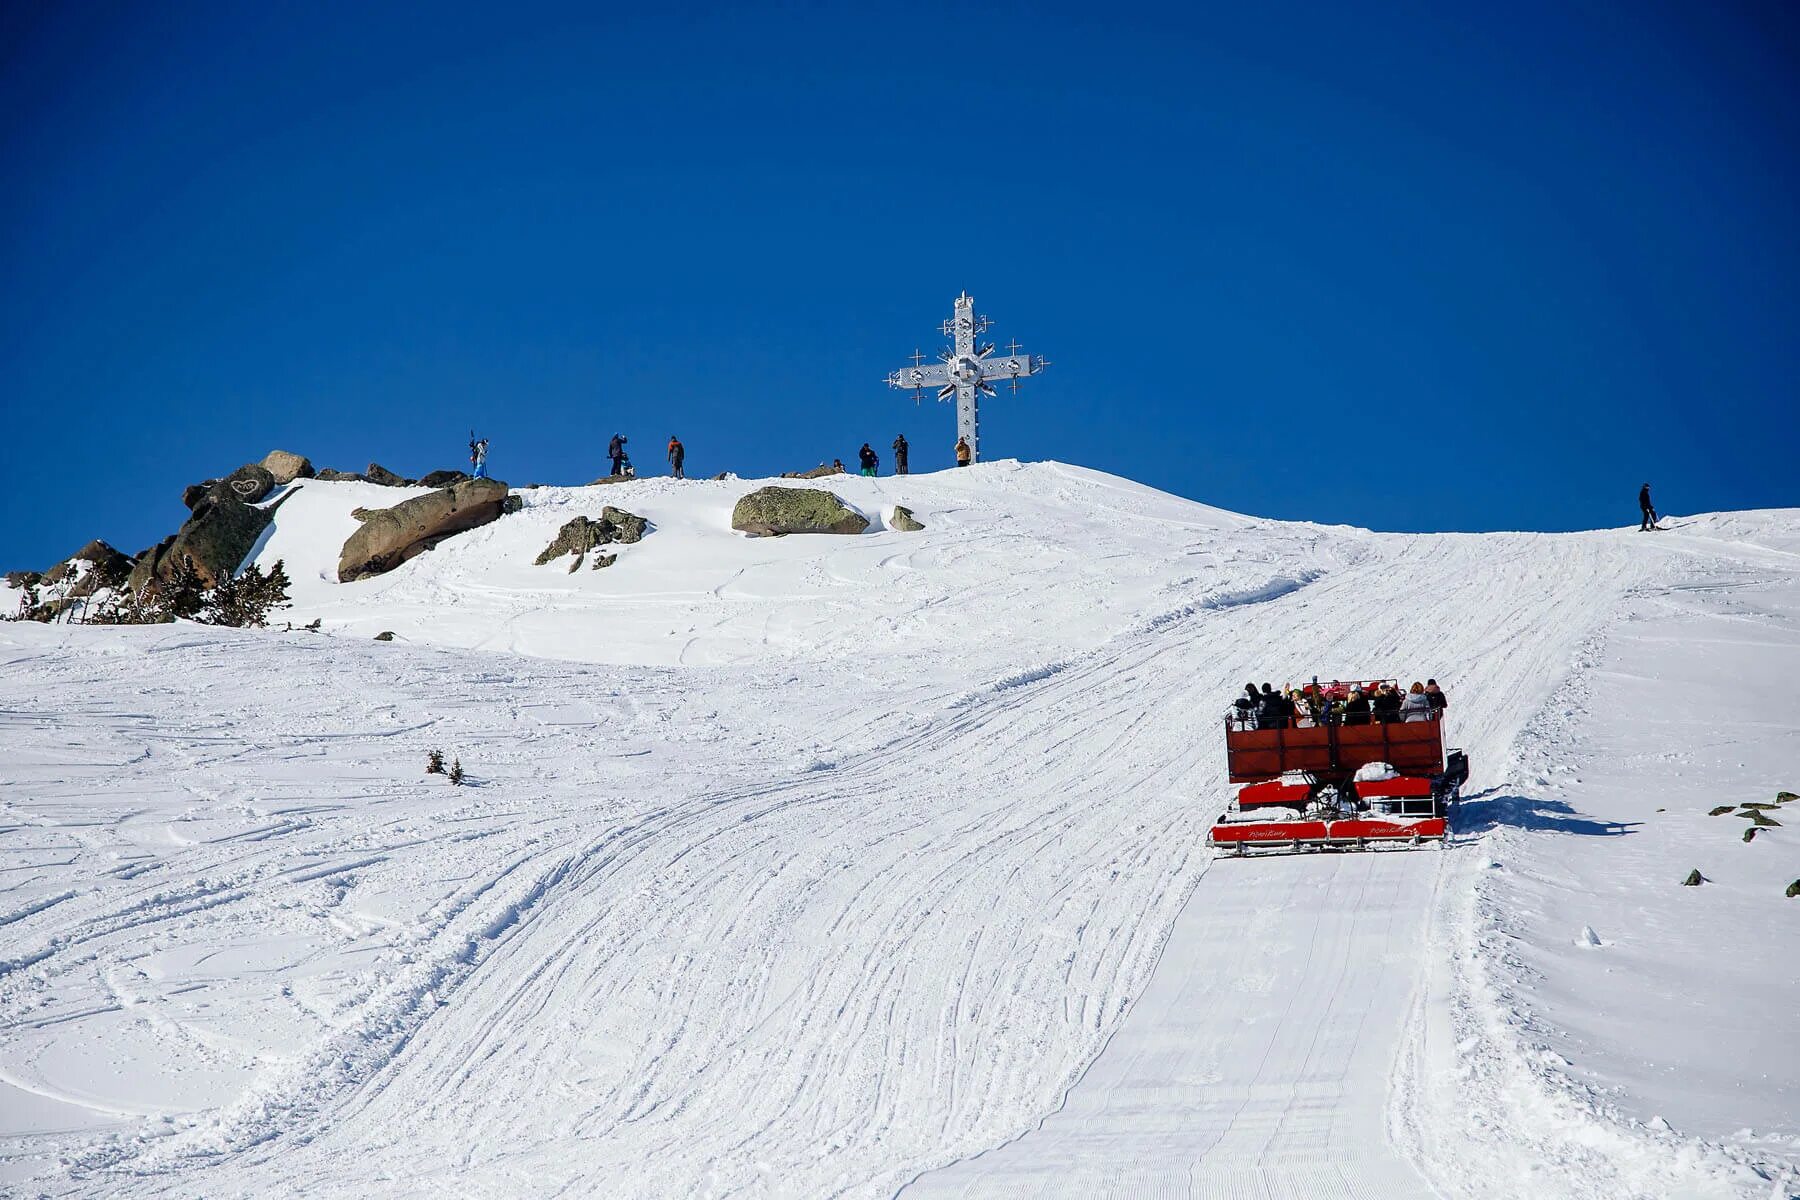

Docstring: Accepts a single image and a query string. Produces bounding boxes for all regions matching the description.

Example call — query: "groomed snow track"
[1,464,1793,1198]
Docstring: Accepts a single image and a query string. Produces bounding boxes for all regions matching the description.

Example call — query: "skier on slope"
[608,434,628,478]
[469,434,490,480]
[892,433,910,475]
[858,443,879,477]
[667,435,685,479]
[1639,483,1659,531]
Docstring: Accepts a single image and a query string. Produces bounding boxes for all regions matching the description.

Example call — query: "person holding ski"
[858,443,879,477]
[1639,483,1658,531]
[667,435,685,479]
[954,437,972,467]
[892,433,909,475]
[608,434,628,478]
[469,434,490,480]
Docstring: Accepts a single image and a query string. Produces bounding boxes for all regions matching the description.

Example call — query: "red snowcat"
[1209,680,1469,855]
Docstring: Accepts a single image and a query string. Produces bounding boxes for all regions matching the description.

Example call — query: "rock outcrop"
[781,463,846,480]
[14,540,135,619]
[534,508,648,567]
[731,487,868,538]
[132,492,279,591]
[260,450,314,484]
[338,478,510,582]
[890,506,925,532]
[315,468,365,482]
[364,463,415,487]
[419,469,470,488]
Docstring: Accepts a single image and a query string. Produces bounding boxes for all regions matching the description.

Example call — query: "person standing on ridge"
[954,437,972,468]
[667,435,685,479]
[1639,482,1659,531]
[858,443,878,477]
[469,433,490,480]
[608,433,627,478]
[892,433,909,475]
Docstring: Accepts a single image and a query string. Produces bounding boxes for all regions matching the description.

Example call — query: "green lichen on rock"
[731,487,868,537]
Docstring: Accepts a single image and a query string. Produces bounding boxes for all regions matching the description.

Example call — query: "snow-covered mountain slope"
[0,462,1794,1199]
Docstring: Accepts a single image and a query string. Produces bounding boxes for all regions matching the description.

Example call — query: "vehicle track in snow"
[87,528,1651,1199]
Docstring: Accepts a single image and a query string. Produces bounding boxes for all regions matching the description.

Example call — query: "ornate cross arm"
[887,364,951,390]
[975,354,1047,380]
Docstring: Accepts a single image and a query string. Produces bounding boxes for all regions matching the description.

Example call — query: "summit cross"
[886,293,1048,464]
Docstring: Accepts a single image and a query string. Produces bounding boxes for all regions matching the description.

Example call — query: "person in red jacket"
[667,435,685,479]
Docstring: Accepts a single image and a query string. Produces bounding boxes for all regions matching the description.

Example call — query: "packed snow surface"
[0,462,1794,1198]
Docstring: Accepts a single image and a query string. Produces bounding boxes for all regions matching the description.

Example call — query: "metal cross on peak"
[886,292,1048,464]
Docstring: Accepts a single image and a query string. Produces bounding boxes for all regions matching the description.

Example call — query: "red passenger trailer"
[1209,680,1468,855]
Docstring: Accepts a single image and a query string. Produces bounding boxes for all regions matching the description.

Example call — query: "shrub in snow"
[427,750,445,775]
[448,759,465,786]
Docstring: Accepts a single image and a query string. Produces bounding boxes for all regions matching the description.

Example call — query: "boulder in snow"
[419,469,471,488]
[260,450,314,484]
[731,487,868,538]
[364,462,415,487]
[338,478,511,582]
[1786,879,1799,898]
[1681,869,1704,886]
[315,468,365,482]
[890,506,925,532]
[534,508,648,567]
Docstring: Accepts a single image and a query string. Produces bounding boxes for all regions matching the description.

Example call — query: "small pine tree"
[203,559,292,628]
[426,749,445,775]
[448,758,465,786]
[160,555,208,620]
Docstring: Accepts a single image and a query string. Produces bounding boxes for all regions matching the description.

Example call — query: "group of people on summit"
[594,431,972,481]
[1234,679,1447,730]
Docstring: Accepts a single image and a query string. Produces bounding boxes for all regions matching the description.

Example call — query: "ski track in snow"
[0,464,1793,1198]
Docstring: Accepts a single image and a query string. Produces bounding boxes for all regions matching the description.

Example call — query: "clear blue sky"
[3,1,1795,569]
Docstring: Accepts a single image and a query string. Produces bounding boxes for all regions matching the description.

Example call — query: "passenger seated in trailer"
[1234,683,1260,728]
[1342,688,1372,725]
[1426,679,1447,713]
[1402,681,1433,721]
[1256,683,1289,730]
[1372,682,1403,724]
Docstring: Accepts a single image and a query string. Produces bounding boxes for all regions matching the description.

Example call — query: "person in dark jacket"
[1343,688,1372,726]
[1372,683,1403,724]
[892,434,909,475]
[858,443,878,476]
[1639,483,1658,531]
[608,434,627,478]
[1238,683,1262,728]
[667,435,685,479]
[1257,683,1289,730]
[1426,679,1447,713]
